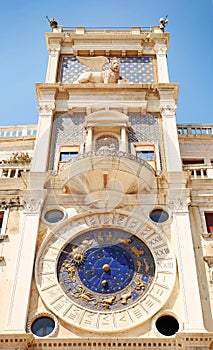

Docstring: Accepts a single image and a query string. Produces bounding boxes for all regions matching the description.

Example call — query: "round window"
[44,209,64,223]
[149,209,169,223]
[155,315,179,336]
[31,316,55,337]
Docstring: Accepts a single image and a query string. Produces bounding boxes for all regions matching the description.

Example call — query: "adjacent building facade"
[0,23,212,350]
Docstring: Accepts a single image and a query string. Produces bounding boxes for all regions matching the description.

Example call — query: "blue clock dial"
[78,245,134,293]
[57,228,155,311]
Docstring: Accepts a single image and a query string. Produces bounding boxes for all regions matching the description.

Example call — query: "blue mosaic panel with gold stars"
[120,57,154,83]
[60,56,155,84]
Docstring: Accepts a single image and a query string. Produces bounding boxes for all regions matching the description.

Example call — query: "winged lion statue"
[74,56,120,84]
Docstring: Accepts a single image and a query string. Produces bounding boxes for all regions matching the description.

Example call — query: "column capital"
[169,197,190,213]
[160,104,177,117]
[23,198,44,214]
[48,46,61,55]
[38,102,55,116]
[154,41,168,55]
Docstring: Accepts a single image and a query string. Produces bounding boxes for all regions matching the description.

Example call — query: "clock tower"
[0,22,212,350]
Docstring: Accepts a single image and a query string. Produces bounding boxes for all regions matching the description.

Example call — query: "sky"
[0,0,213,126]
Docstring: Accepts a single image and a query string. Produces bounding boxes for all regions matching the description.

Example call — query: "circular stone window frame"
[42,206,67,225]
[27,311,59,338]
[152,310,182,337]
[149,206,171,226]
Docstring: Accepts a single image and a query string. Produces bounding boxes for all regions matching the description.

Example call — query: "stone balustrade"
[177,124,213,136]
[0,125,37,138]
[183,164,213,179]
[0,164,30,178]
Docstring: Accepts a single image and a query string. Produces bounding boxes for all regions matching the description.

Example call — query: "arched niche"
[85,110,129,152]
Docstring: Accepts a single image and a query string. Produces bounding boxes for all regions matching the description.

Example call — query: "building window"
[59,145,80,164]
[182,159,204,165]
[0,210,9,238]
[134,144,157,170]
[60,151,78,162]
[31,316,55,337]
[205,213,213,233]
[150,209,169,223]
[0,211,4,234]
[44,209,65,224]
[136,151,155,161]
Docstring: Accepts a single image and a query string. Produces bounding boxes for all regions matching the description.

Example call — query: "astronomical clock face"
[36,213,176,333]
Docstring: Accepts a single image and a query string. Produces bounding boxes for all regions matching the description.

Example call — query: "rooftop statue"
[46,16,58,29]
[159,15,168,32]
[74,56,120,84]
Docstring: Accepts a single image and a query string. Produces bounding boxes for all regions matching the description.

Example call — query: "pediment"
[85,110,129,127]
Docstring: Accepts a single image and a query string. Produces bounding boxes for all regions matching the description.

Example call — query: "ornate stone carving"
[154,42,167,55]
[48,169,58,177]
[48,47,61,55]
[23,199,43,214]
[203,257,213,284]
[74,56,120,84]
[38,103,55,115]
[0,197,22,209]
[169,198,190,212]
[160,104,177,116]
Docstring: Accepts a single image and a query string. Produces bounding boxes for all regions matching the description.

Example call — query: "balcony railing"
[183,164,213,179]
[0,164,30,178]
[59,149,156,174]
[0,125,37,138]
[178,124,213,136]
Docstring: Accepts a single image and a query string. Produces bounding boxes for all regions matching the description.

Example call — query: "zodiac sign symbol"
[135,277,145,290]
[101,296,115,309]
[117,238,132,245]
[74,285,97,304]
[62,262,76,282]
[131,245,145,257]
[120,291,132,304]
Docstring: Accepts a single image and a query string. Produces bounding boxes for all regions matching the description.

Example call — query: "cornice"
[36,83,179,103]
[45,29,170,50]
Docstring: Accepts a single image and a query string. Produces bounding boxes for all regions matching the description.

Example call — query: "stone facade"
[0,25,212,350]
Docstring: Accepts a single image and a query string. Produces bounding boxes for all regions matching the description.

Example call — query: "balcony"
[178,124,213,136]
[58,150,157,210]
[0,164,30,190]
[0,164,30,179]
[183,164,213,179]
[0,125,37,138]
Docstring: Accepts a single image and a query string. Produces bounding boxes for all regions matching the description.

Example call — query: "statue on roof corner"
[159,15,168,32]
[46,16,58,29]
[74,56,121,84]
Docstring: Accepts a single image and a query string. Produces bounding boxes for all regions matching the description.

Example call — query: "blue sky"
[0,0,212,126]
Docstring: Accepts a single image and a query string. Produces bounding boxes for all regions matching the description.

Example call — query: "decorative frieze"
[0,197,22,210]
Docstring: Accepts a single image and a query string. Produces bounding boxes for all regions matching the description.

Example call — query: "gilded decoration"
[35,212,176,332]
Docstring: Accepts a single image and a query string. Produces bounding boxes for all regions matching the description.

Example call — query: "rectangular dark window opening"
[205,213,213,233]
[60,151,78,162]
[136,151,155,161]
[182,159,204,165]
[0,211,4,234]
